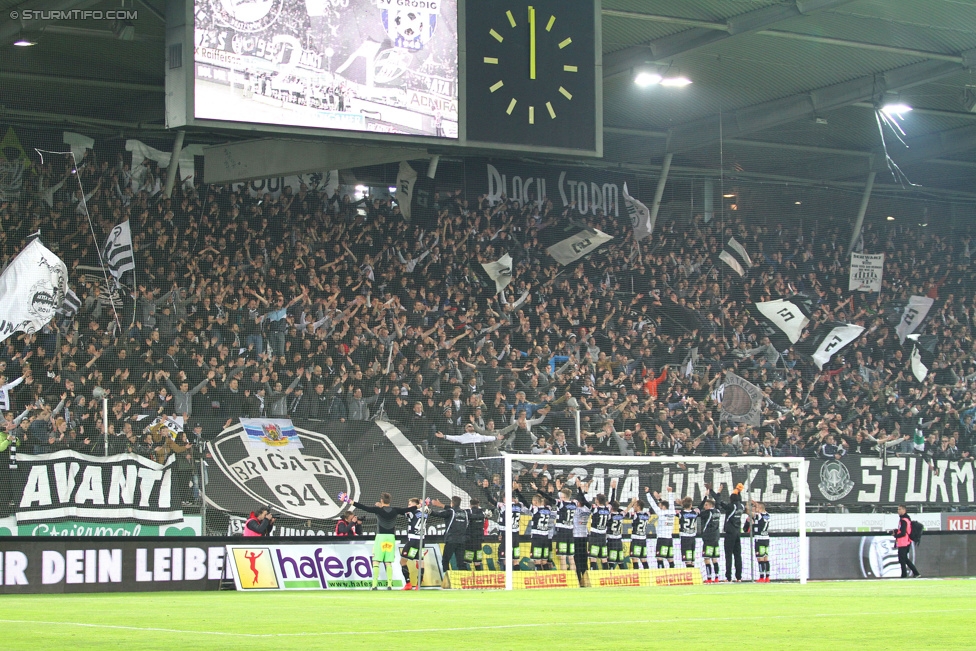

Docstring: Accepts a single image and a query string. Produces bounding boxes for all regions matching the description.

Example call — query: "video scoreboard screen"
[168,0,601,156]
[193,0,458,138]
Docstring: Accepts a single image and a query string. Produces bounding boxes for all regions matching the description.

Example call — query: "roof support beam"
[603,0,856,78]
[0,71,163,93]
[759,31,965,63]
[822,123,976,180]
[667,59,970,153]
[851,102,976,121]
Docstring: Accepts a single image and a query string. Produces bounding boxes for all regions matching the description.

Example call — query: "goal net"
[500,454,808,589]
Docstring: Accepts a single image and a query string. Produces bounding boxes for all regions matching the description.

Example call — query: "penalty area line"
[0,609,973,638]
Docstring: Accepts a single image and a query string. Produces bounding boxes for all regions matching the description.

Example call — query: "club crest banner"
[849,252,884,292]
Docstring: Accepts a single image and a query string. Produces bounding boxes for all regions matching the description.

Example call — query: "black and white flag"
[907,334,938,382]
[547,228,613,266]
[754,297,812,346]
[805,322,865,370]
[718,371,763,426]
[103,220,135,282]
[480,254,514,295]
[0,239,68,343]
[895,295,935,344]
[719,238,752,277]
[59,288,81,319]
[623,183,653,242]
[394,161,418,221]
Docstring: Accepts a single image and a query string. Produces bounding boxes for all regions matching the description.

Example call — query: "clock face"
[465,0,597,152]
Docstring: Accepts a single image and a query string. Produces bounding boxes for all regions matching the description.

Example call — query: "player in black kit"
[628,498,651,569]
[750,500,772,582]
[678,496,700,569]
[607,500,626,570]
[498,482,525,570]
[587,478,616,570]
[400,497,427,590]
[699,494,722,583]
[464,498,487,571]
[529,494,553,569]
[553,487,578,572]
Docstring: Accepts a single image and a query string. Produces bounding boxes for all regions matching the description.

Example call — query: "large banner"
[226,542,406,590]
[0,539,227,594]
[16,450,185,524]
[465,160,639,219]
[194,0,459,137]
[849,252,884,292]
[204,419,473,521]
[529,456,976,508]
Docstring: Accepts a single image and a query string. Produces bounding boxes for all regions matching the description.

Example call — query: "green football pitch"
[1,580,973,650]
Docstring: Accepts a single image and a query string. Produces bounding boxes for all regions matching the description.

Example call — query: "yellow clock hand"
[529,5,536,80]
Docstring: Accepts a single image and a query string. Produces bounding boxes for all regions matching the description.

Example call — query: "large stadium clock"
[465,0,599,153]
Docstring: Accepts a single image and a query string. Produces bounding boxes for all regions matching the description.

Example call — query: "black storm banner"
[204,420,475,520]
[463,159,640,220]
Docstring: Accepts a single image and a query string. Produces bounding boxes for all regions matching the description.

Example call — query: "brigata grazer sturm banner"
[204,419,474,521]
[528,456,976,508]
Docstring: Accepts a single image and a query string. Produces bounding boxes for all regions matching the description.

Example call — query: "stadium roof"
[4,0,976,198]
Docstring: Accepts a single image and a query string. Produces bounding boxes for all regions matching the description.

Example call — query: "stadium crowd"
[1,146,976,508]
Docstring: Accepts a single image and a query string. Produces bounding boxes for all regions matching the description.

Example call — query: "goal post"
[502,453,808,590]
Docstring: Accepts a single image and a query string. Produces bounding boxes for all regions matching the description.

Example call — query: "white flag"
[896,295,934,344]
[0,239,68,343]
[547,229,613,265]
[63,132,94,163]
[849,252,884,292]
[623,183,653,242]
[395,161,417,221]
[481,254,514,295]
[104,220,135,281]
[755,299,810,344]
[811,323,864,370]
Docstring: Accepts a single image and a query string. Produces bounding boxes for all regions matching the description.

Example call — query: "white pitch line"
[0,608,972,638]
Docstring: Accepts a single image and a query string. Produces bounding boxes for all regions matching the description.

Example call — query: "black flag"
[411,175,437,231]
[907,334,937,382]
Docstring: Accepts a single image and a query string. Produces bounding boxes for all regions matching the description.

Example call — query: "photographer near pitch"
[891,505,921,579]
[243,506,276,537]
